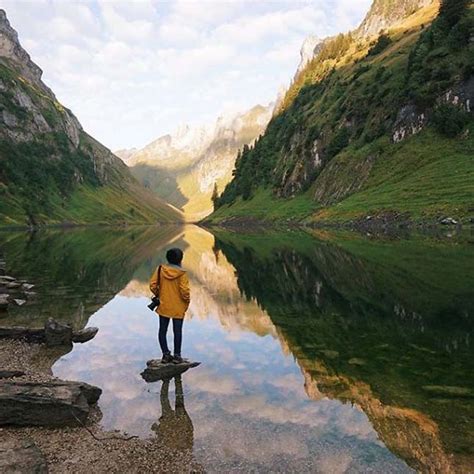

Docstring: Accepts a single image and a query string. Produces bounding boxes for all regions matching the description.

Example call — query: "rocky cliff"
[357,0,436,37]
[0,9,181,226]
[211,0,473,225]
[118,103,273,221]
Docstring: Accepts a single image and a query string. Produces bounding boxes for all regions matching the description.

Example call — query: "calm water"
[0,225,473,473]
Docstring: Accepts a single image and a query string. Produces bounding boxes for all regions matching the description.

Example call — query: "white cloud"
[0,0,371,149]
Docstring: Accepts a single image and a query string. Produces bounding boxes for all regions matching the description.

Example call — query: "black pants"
[158,315,183,356]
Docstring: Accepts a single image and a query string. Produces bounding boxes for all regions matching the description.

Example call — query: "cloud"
[1,0,372,149]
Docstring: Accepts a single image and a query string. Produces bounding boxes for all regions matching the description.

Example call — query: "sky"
[0,0,372,150]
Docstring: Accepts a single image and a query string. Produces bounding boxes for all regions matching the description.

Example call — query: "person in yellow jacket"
[149,248,190,364]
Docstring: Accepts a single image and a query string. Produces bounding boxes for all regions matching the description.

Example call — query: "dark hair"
[166,248,183,265]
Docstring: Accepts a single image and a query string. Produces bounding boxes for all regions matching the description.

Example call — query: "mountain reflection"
[215,228,474,473]
[2,225,472,472]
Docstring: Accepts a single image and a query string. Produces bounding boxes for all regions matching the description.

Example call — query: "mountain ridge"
[117,103,273,221]
[210,0,474,226]
[0,9,182,226]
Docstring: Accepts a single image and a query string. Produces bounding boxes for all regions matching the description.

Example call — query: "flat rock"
[0,438,48,473]
[12,299,26,306]
[0,380,102,427]
[0,276,15,283]
[0,370,25,379]
[0,326,45,342]
[141,359,201,382]
[22,283,35,291]
[348,358,366,366]
[6,282,21,289]
[72,327,99,343]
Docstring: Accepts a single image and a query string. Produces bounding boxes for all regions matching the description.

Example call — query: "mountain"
[210,0,474,226]
[0,10,182,226]
[117,104,273,221]
[357,0,435,37]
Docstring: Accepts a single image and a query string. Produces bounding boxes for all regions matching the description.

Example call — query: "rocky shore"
[0,257,203,473]
[0,339,203,473]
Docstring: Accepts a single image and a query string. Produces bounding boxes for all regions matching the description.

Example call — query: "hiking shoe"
[172,355,184,364]
[161,353,173,364]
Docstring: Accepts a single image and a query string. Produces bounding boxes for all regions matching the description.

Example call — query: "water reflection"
[0,225,472,472]
[151,376,194,453]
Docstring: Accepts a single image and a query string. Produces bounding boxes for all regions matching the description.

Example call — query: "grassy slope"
[209,4,474,225]
[0,60,182,226]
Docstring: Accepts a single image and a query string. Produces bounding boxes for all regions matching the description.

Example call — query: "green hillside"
[0,10,182,226]
[210,1,474,226]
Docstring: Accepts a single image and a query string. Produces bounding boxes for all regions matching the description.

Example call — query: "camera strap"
[157,265,162,291]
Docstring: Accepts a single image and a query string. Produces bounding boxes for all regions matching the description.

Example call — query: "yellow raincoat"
[149,264,190,319]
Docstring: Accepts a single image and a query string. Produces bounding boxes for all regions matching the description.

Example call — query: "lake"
[0,225,473,472]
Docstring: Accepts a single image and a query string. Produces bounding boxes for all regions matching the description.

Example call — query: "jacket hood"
[161,264,186,280]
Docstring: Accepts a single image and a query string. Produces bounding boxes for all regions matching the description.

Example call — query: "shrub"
[431,104,470,138]
[368,34,391,56]
[326,127,350,159]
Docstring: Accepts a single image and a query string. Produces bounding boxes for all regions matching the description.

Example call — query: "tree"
[439,0,470,27]
[211,182,219,210]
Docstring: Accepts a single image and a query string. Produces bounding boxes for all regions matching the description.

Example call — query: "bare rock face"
[0,9,44,85]
[296,36,324,76]
[0,439,48,473]
[141,359,201,382]
[392,104,428,143]
[356,0,435,38]
[0,380,102,427]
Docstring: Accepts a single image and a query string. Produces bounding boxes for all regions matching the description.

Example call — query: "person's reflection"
[151,375,194,453]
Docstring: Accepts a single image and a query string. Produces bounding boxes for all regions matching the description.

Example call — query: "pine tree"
[439,0,469,27]
[211,182,219,209]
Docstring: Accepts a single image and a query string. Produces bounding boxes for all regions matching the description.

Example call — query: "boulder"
[0,294,8,310]
[44,318,72,347]
[0,439,48,473]
[0,370,25,379]
[0,380,102,426]
[72,327,99,343]
[440,217,459,225]
[141,359,201,382]
[12,299,26,306]
[0,276,15,283]
[6,282,21,289]
[22,283,35,291]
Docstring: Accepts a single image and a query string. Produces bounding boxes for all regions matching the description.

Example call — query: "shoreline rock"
[0,379,102,427]
[0,319,99,346]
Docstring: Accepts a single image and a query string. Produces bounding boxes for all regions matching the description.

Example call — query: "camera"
[147,296,160,311]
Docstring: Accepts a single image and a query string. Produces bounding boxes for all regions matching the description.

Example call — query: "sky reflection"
[53,227,412,472]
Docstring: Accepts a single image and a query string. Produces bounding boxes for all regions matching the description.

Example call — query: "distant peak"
[296,35,324,75]
[0,8,44,84]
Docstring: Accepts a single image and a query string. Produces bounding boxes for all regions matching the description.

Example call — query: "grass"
[208,125,474,225]
[212,4,474,226]
[207,188,318,223]
[311,126,474,222]
[0,182,181,226]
